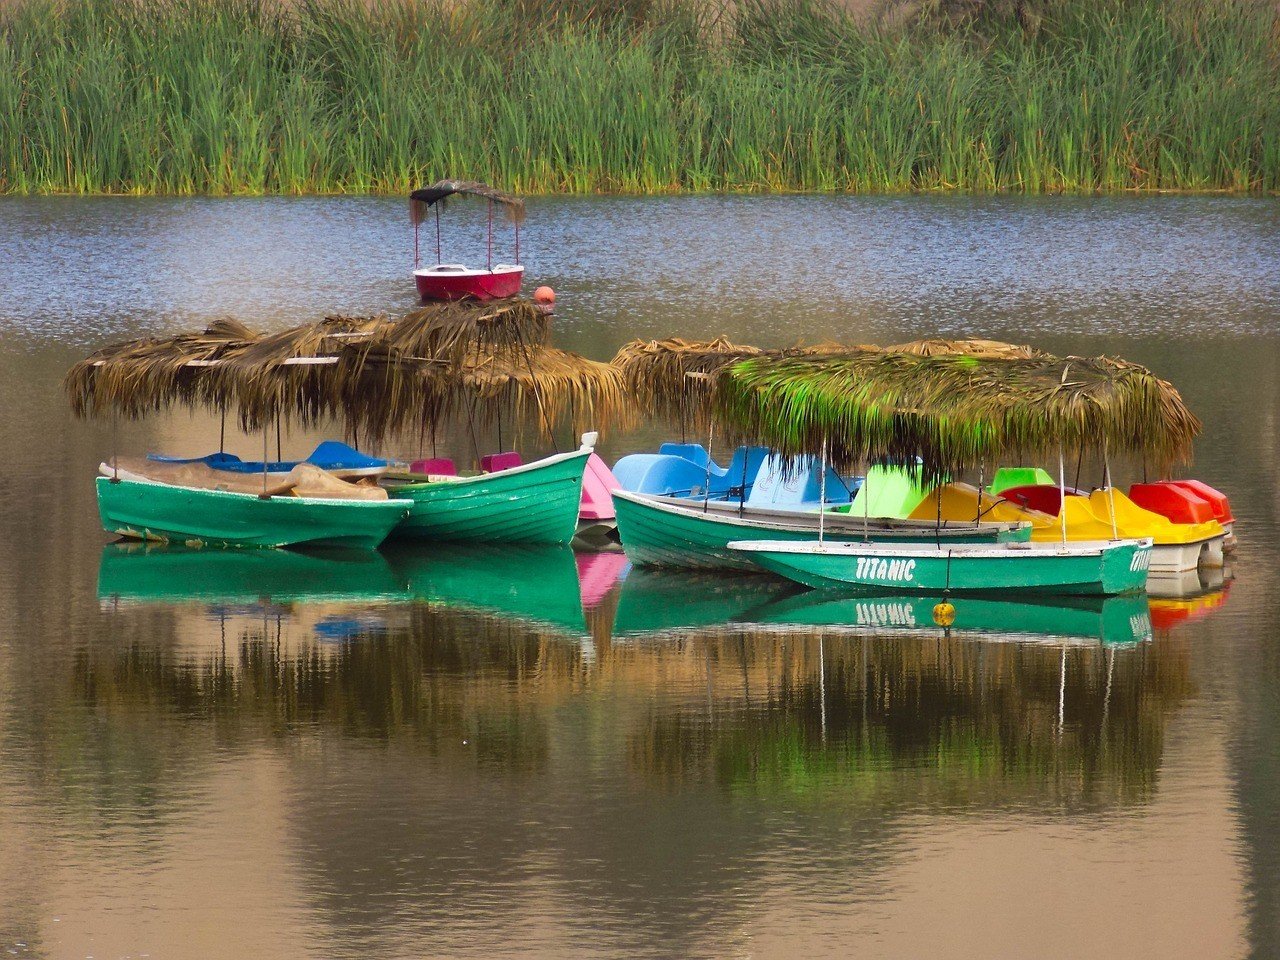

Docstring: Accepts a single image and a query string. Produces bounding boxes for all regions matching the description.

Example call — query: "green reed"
[2,0,1277,195]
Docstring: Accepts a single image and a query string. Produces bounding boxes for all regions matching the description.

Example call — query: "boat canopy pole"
[818,438,827,544]
[862,466,869,542]
[487,200,493,271]
[1058,445,1068,546]
[1104,438,1119,540]
[737,446,749,519]
[219,405,226,454]
[976,459,984,525]
[702,422,715,513]
[111,411,119,483]
[260,422,270,499]
[414,221,420,270]
[515,220,520,264]
[435,206,442,264]
[276,413,282,463]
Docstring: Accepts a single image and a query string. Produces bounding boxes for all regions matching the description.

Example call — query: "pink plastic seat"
[999,484,1068,516]
[410,457,456,476]
[481,451,523,473]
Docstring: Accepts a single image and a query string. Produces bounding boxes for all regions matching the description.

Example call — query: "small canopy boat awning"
[409,180,525,224]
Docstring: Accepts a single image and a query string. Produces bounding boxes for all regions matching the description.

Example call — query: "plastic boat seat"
[988,466,1055,494]
[1027,495,1118,542]
[999,484,1068,516]
[845,465,932,519]
[305,441,388,470]
[748,454,857,510]
[907,482,1054,527]
[1086,489,1223,545]
[1160,479,1235,525]
[481,451,523,473]
[719,446,771,496]
[1128,482,1215,525]
[612,454,713,496]
[410,457,456,476]
[658,443,715,471]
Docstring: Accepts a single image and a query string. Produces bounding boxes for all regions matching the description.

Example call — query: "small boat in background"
[410,180,526,301]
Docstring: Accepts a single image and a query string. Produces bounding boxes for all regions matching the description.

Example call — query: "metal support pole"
[1104,438,1119,541]
[702,422,715,512]
[111,411,120,482]
[487,200,493,271]
[514,220,520,264]
[260,423,270,499]
[818,439,828,544]
[219,405,226,454]
[1058,445,1068,546]
[414,222,420,269]
[435,205,442,264]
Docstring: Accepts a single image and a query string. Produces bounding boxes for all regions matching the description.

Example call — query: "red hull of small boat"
[415,267,524,301]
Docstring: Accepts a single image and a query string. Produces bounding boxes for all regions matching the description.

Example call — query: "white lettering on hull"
[855,556,917,582]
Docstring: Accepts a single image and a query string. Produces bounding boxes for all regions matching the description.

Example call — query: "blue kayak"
[148,441,390,476]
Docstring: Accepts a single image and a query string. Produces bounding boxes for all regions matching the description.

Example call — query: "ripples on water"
[0,195,1276,959]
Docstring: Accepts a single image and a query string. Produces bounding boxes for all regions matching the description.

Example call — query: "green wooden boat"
[97,543,406,604]
[613,490,1030,572]
[748,590,1153,645]
[384,449,589,545]
[728,537,1154,596]
[383,543,587,633]
[96,476,411,549]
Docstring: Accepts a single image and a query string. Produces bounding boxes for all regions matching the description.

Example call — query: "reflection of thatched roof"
[714,350,1201,482]
[65,300,622,440]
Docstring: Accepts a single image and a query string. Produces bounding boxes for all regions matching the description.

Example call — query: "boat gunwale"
[385,448,590,491]
[96,473,414,509]
[614,489,1029,536]
[726,537,1154,560]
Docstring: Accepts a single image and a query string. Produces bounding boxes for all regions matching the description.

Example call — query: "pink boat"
[577,452,620,539]
[410,179,526,302]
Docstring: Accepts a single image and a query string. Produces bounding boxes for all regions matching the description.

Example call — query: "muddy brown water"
[0,194,1277,959]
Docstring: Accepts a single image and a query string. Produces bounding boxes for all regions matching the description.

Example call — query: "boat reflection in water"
[81,557,1196,814]
[606,565,1168,647]
[1147,563,1233,633]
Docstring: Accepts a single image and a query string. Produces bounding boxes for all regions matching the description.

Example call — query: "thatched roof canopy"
[610,336,862,429]
[885,338,1049,360]
[409,180,525,224]
[712,351,1201,482]
[65,299,623,443]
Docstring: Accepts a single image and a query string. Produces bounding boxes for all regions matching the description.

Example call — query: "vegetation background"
[2,0,1277,194]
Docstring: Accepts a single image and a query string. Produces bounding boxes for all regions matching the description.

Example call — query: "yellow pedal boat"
[906,483,1224,574]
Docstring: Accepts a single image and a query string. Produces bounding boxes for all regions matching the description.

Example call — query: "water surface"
[0,195,1277,959]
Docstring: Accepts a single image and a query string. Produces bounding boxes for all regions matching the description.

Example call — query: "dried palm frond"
[886,338,1049,360]
[64,318,260,419]
[342,344,630,445]
[409,180,525,225]
[714,350,1200,483]
[376,299,550,365]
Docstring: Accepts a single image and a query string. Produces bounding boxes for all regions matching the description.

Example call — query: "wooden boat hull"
[613,490,1030,572]
[414,265,524,301]
[96,476,411,549]
[385,449,589,545]
[728,538,1153,596]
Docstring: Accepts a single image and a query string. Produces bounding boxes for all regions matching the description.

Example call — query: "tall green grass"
[2,0,1277,195]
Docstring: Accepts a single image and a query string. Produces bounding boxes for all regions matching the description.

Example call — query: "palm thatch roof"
[610,336,862,429]
[409,180,525,224]
[65,299,623,442]
[712,350,1201,482]
[885,338,1049,360]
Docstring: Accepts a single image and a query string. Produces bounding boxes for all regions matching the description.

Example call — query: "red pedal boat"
[410,179,526,301]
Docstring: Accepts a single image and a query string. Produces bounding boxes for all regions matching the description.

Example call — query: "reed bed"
[3,0,1278,195]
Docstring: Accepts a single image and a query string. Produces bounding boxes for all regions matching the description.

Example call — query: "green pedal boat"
[612,489,1030,571]
[96,476,411,549]
[384,448,590,545]
[728,538,1154,596]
